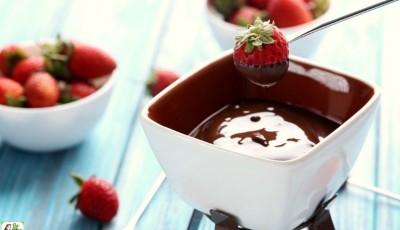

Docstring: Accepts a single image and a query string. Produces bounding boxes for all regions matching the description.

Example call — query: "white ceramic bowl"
[206,0,334,57]
[141,51,380,229]
[0,43,116,152]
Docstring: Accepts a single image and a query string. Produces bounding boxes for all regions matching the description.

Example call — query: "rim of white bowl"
[206,0,335,34]
[141,50,381,165]
[0,41,117,114]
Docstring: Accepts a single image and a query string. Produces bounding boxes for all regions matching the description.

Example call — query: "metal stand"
[209,194,337,230]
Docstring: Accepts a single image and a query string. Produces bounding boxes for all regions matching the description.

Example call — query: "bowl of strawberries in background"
[206,0,332,57]
[0,38,117,152]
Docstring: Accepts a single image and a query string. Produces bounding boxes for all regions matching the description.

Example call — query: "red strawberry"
[267,0,313,28]
[146,69,180,97]
[233,18,289,86]
[246,0,270,9]
[0,45,28,76]
[0,77,24,106]
[229,6,267,27]
[69,43,117,79]
[11,57,45,85]
[62,81,96,103]
[24,72,60,108]
[42,37,117,80]
[70,174,119,222]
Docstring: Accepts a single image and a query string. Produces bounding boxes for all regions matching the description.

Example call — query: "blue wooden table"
[0,0,399,229]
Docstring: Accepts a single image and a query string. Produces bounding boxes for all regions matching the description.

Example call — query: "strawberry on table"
[61,81,96,103]
[146,69,180,97]
[233,17,289,86]
[229,6,267,27]
[267,0,313,28]
[0,77,24,106]
[0,45,27,76]
[11,57,45,85]
[70,173,119,222]
[24,72,60,108]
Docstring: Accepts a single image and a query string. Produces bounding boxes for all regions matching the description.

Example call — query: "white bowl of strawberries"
[206,0,332,57]
[0,38,117,152]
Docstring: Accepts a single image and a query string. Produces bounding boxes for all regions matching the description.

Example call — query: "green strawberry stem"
[69,172,84,207]
[41,35,74,80]
[145,70,157,95]
[5,94,25,107]
[235,17,275,53]
[60,85,79,104]
[70,173,84,186]
[5,49,27,75]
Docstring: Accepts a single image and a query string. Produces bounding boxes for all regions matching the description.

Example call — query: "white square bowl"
[141,51,380,230]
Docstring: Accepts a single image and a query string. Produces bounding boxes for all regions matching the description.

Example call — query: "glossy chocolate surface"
[190,100,339,160]
[148,54,374,144]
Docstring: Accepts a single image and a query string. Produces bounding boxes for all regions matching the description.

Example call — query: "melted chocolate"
[234,60,289,87]
[190,100,339,161]
[147,54,375,160]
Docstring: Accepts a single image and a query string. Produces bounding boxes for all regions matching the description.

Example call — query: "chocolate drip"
[234,59,289,87]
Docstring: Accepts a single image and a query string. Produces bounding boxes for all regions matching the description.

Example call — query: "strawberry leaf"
[5,94,25,107]
[234,17,276,53]
[70,173,84,187]
[41,35,74,80]
[245,42,254,53]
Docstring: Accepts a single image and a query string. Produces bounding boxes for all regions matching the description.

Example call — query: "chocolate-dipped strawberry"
[233,17,289,87]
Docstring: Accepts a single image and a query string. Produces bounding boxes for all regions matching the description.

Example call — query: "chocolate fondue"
[190,100,339,161]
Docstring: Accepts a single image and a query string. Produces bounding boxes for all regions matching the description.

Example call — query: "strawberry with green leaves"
[24,72,60,108]
[0,45,27,76]
[233,18,289,86]
[147,69,180,97]
[0,77,24,106]
[70,173,119,222]
[42,37,116,80]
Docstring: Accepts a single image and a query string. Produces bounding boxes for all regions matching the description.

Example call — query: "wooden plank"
[102,97,164,230]
[135,180,193,229]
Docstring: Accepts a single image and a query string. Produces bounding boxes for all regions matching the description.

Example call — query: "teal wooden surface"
[1,0,399,229]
